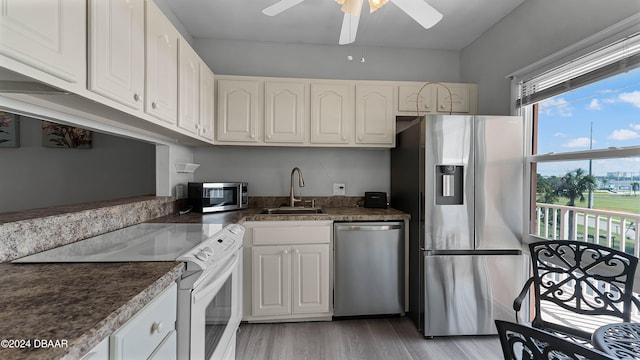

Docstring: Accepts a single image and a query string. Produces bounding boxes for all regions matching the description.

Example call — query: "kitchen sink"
[261,207,327,215]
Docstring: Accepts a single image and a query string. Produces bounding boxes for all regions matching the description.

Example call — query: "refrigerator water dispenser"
[436,165,463,205]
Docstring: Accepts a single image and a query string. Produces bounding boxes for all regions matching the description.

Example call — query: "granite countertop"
[0,197,408,360]
[151,206,410,226]
[0,262,184,360]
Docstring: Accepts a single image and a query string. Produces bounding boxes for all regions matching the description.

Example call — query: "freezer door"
[424,115,474,251]
[423,253,528,336]
[474,116,524,249]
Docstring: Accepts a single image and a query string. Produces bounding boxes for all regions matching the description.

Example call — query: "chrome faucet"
[289,167,305,207]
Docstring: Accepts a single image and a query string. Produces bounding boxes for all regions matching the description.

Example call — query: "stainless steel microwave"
[187,182,248,213]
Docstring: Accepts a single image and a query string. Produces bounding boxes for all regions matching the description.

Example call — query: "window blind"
[517,32,640,107]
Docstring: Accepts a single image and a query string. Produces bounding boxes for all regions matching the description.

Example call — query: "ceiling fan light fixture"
[368,0,388,13]
[335,0,364,16]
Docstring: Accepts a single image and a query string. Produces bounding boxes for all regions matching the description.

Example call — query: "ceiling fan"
[262,0,443,45]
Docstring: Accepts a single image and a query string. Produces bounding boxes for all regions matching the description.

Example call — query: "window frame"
[512,13,640,291]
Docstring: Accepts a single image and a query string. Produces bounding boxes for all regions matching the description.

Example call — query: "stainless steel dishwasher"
[334,221,405,317]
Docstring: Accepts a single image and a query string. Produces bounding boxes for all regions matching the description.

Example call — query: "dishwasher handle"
[335,224,402,231]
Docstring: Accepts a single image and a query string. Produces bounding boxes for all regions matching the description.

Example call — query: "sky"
[537,66,640,177]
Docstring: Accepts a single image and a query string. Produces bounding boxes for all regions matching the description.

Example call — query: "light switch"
[333,183,346,196]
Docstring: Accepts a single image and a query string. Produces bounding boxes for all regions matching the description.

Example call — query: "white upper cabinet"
[398,84,432,113]
[216,79,259,142]
[397,82,478,115]
[355,84,394,146]
[0,0,85,85]
[310,83,352,144]
[264,81,305,143]
[436,84,472,113]
[88,0,144,110]
[145,0,179,125]
[178,40,200,135]
[199,63,215,141]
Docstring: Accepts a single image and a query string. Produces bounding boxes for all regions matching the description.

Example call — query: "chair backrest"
[529,240,638,338]
[495,320,614,360]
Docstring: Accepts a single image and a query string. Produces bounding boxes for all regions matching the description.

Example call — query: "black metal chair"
[513,240,640,343]
[495,320,615,360]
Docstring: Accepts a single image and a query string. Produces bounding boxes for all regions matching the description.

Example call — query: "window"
[516,30,640,257]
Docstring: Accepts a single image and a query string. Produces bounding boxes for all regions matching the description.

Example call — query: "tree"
[536,173,558,204]
[554,168,597,239]
[632,182,640,196]
[555,168,597,206]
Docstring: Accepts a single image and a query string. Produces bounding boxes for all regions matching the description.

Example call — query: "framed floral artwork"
[0,111,20,148]
[42,121,92,149]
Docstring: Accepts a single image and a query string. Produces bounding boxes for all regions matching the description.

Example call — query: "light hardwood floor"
[236,317,504,360]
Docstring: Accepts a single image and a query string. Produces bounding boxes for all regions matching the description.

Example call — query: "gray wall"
[193,147,389,197]
[0,116,156,213]
[194,38,460,81]
[460,0,640,115]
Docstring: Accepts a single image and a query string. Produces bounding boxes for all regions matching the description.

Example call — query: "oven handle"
[191,252,239,303]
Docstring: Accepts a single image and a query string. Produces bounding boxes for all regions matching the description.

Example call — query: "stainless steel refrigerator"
[391,115,529,337]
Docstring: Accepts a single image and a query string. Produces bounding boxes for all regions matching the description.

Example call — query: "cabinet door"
[291,244,330,314]
[264,81,305,143]
[178,40,200,135]
[252,246,291,316]
[217,79,259,142]
[0,0,85,83]
[111,283,176,360]
[145,0,178,125]
[355,85,394,145]
[88,0,144,110]
[310,83,351,144]
[436,84,471,114]
[199,63,215,141]
[398,85,432,113]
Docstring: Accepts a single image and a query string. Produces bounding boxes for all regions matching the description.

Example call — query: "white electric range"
[14,222,245,360]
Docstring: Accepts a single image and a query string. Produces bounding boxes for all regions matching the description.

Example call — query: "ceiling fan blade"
[262,0,306,16]
[339,12,360,45]
[391,0,443,29]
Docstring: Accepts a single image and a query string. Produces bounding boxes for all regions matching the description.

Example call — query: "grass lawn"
[548,191,640,214]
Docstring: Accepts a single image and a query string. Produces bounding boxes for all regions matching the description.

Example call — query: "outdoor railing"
[535,203,640,257]
[535,202,640,322]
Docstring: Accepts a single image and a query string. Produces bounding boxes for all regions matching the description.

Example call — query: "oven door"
[179,248,242,360]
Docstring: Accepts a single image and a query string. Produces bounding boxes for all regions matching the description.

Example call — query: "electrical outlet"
[333,183,346,196]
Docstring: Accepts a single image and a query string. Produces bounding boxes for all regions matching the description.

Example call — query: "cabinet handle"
[133,93,140,102]
[250,134,255,139]
[202,128,207,133]
[195,124,199,129]
[341,136,347,141]
[152,102,158,109]
[151,321,163,334]
[294,249,300,254]
[283,250,288,255]
[357,136,363,141]
[267,134,272,139]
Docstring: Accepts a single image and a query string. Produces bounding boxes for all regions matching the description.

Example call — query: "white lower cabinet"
[80,337,108,360]
[110,283,177,360]
[244,221,332,322]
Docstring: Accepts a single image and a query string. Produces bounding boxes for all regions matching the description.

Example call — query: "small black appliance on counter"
[364,192,387,208]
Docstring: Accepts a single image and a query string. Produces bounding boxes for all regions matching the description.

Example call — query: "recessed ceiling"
[164,0,525,50]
